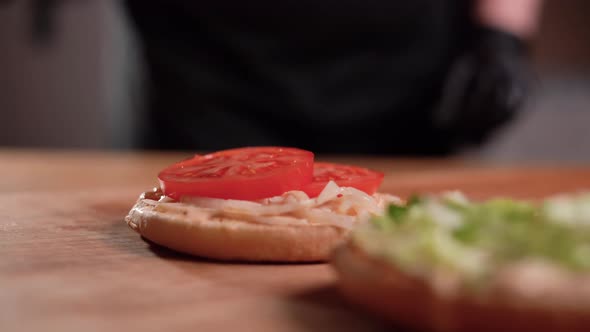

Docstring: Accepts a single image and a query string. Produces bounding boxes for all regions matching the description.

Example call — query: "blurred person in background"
[122,0,543,155]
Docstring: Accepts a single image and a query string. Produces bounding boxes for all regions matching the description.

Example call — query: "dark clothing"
[124,1,473,155]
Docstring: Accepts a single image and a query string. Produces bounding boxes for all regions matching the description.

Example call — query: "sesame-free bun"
[331,241,590,332]
[125,191,348,262]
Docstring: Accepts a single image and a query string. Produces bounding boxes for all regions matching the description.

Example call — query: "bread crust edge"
[125,194,348,262]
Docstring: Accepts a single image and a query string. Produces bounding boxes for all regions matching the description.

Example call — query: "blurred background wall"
[0,1,139,149]
[0,0,589,160]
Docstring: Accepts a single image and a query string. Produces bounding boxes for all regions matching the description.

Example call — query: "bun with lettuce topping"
[332,192,590,332]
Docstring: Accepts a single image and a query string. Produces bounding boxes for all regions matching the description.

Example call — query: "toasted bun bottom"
[332,242,590,332]
[125,197,348,262]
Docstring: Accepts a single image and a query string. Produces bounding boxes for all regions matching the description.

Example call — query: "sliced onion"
[316,181,342,205]
[181,195,310,216]
[181,196,261,210]
[167,181,400,229]
[254,215,309,225]
[299,208,356,229]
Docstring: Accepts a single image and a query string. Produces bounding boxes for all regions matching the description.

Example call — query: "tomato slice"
[158,147,314,200]
[303,162,384,197]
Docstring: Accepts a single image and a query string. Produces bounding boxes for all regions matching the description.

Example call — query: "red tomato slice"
[158,147,314,200]
[303,162,384,197]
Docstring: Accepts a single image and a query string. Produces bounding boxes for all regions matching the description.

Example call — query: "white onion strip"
[170,181,401,229]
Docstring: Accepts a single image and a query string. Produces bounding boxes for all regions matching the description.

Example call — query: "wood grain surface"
[2,149,590,332]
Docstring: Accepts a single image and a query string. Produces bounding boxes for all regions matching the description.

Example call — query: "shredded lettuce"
[355,192,590,279]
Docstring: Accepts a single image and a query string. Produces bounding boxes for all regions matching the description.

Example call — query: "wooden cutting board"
[3,152,590,332]
[1,189,391,332]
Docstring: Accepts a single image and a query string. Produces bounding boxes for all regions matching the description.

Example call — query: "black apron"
[124,0,472,155]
